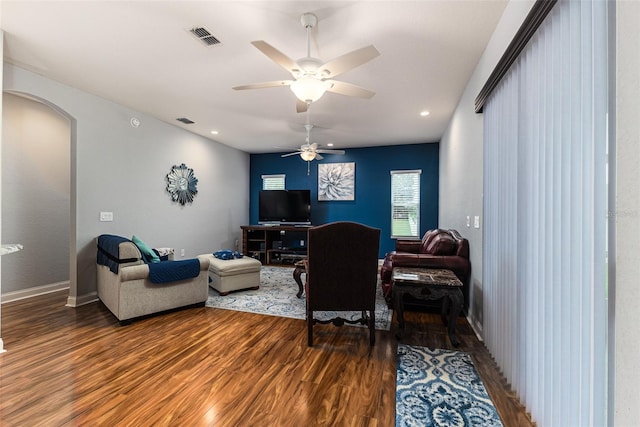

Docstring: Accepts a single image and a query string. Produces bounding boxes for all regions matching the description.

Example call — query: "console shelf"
[241,225,310,266]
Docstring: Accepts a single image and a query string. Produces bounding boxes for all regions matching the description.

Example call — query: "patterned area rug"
[396,345,503,427]
[206,266,392,331]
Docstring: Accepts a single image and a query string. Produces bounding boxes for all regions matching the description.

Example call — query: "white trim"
[390,169,422,175]
[1,281,69,304]
[66,291,98,307]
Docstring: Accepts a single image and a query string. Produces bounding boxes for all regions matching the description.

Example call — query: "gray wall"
[613,1,640,424]
[2,64,250,304]
[2,93,70,295]
[438,0,535,335]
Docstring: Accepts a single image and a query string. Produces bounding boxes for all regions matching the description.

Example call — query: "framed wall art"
[317,162,355,201]
[166,163,198,206]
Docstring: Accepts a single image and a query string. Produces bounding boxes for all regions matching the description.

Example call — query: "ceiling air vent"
[189,27,221,46]
[176,117,195,124]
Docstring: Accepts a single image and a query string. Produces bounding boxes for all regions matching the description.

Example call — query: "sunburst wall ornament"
[166,163,198,206]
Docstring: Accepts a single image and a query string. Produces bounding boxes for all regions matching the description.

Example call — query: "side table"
[393,267,464,347]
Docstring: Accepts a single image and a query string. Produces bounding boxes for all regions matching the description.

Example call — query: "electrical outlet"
[180,249,185,257]
[99,211,113,222]
[466,216,470,227]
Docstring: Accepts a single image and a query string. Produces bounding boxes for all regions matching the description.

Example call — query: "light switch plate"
[474,216,480,228]
[100,211,113,222]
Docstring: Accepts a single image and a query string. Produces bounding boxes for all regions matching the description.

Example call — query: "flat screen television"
[259,189,311,225]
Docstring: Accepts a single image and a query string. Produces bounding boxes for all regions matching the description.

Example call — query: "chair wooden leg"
[307,310,313,346]
[369,309,375,346]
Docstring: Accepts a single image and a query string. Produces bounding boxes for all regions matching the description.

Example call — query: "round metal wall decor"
[166,163,198,206]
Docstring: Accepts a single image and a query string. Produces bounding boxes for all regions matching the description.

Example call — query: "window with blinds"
[390,170,421,238]
[261,174,285,190]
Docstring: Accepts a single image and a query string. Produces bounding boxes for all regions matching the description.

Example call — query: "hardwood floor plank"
[0,291,534,426]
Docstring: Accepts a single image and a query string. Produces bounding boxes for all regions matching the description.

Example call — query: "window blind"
[482,0,608,425]
[390,170,421,238]
[261,174,285,190]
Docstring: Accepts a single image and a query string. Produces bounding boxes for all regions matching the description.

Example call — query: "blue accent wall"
[249,143,439,257]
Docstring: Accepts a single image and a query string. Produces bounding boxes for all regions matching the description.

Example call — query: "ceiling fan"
[233,12,380,113]
[281,123,345,162]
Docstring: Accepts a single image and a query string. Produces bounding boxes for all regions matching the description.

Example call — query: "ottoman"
[205,255,262,296]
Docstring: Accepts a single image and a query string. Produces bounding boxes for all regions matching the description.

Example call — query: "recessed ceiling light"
[420,111,430,117]
[327,143,334,147]
[210,130,219,135]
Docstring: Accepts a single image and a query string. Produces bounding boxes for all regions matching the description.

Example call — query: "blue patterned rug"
[206,266,392,331]
[396,345,503,427]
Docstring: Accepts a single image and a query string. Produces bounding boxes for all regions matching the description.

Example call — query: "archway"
[2,91,77,303]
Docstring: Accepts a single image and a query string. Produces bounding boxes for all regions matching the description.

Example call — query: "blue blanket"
[97,234,137,274]
[148,259,200,284]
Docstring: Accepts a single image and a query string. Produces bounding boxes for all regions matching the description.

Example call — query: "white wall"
[438,0,535,334]
[3,64,250,305]
[2,93,70,295]
[613,2,640,424]
[1,28,5,352]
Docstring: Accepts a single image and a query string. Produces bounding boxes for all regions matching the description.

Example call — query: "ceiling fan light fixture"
[300,151,316,161]
[290,76,330,103]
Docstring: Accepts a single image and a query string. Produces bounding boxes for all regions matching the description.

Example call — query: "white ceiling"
[1,1,507,154]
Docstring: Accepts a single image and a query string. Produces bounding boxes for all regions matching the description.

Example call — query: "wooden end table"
[392,267,464,347]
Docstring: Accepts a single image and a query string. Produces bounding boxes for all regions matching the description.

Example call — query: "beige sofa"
[96,234,210,324]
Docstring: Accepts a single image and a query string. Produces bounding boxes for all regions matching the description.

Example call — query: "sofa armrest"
[120,264,150,282]
[395,239,422,253]
[119,256,209,282]
[196,255,210,271]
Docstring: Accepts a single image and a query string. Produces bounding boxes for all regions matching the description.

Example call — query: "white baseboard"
[467,314,484,342]
[66,292,98,307]
[1,281,70,304]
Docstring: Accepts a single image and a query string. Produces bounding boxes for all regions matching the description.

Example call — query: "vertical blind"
[390,170,421,238]
[483,0,608,425]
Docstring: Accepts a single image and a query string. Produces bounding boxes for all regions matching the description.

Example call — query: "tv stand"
[241,225,310,266]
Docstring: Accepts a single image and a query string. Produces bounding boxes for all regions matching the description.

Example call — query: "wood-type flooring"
[0,290,535,426]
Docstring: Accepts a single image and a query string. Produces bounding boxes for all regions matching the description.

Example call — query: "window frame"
[390,169,422,239]
[261,174,285,190]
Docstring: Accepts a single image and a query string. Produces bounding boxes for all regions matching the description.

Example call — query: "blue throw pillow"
[213,250,243,260]
[132,235,160,263]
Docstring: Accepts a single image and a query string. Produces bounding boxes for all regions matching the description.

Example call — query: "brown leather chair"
[305,221,381,346]
[380,229,471,311]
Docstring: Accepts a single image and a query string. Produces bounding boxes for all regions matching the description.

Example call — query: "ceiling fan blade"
[325,80,376,99]
[296,99,309,113]
[281,152,301,158]
[251,41,299,75]
[320,45,380,78]
[315,153,324,160]
[232,80,293,91]
[316,149,346,155]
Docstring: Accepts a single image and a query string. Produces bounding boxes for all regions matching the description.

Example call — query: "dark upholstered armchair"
[380,229,471,311]
[305,221,381,346]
